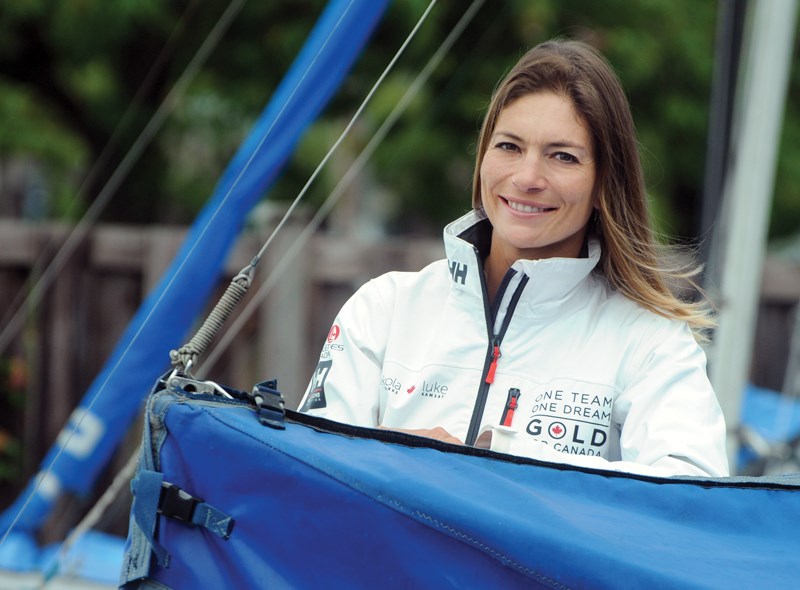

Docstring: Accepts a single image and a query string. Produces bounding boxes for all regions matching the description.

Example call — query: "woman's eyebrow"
[492,130,524,142]
[547,140,591,155]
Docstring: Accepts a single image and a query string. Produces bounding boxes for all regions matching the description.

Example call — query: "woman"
[299,39,729,477]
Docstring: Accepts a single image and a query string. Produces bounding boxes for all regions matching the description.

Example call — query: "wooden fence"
[0,209,442,540]
[2,208,799,540]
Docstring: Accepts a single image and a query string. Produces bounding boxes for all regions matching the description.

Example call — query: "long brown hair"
[472,39,713,336]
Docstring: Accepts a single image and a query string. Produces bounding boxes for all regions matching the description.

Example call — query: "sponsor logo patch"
[522,386,613,456]
[448,260,468,285]
[300,359,332,411]
[382,376,403,395]
[327,324,341,343]
[320,325,345,358]
[419,380,449,399]
[382,377,429,397]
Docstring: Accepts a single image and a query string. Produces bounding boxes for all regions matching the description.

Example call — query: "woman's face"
[480,91,597,261]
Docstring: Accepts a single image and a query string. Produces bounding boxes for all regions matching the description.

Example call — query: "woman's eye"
[554,151,579,163]
[495,141,519,152]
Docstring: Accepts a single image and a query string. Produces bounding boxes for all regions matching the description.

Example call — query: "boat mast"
[707,0,798,467]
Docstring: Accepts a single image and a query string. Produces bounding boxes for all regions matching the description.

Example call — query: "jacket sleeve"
[495,319,730,478]
[297,279,390,427]
[613,318,729,476]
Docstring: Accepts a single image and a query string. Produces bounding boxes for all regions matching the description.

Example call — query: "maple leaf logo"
[549,422,566,439]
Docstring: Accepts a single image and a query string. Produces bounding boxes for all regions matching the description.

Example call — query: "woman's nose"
[511,154,546,192]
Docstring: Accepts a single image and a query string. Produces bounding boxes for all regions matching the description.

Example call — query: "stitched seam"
[414,511,573,590]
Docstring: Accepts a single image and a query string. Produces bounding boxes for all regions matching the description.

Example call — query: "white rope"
[200,0,486,376]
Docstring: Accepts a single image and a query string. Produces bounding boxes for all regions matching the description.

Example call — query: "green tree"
[0,0,797,243]
[0,0,328,222]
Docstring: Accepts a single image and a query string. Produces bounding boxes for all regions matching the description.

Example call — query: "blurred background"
[0,0,799,578]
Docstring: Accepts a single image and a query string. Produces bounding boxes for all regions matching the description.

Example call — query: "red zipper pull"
[485,343,501,384]
[501,388,521,426]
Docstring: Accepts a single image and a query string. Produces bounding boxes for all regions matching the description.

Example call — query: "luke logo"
[420,380,449,399]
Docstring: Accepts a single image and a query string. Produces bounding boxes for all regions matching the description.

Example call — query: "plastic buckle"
[252,379,285,429]
[158,482,202,523]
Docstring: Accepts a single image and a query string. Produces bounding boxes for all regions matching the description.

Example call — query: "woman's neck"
[483,250,514,305]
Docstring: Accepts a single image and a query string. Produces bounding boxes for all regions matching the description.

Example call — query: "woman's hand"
[475,429,493,449]
[379,426,464,445]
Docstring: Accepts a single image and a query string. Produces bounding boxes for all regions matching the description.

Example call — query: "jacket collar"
[443,209,601,309]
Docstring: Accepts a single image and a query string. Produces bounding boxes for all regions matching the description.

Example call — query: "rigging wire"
[199,0,486,379]
[0,0,250,550]
[2,0,443,571]
[2,0,355,548]
[0,0,247,358]
[0,0,203,334]
[169,0,440,371]
[44,5,482,581]
[42,452,139,587]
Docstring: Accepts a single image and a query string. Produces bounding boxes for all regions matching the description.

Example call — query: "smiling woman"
[479,92,597,298]
[299,39,728,478]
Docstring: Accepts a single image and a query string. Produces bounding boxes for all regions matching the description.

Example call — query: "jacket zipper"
[485,343,501,384]
[500,388,521,426]
[465,266,529,446]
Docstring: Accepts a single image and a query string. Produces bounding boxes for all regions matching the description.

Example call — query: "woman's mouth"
[504,198,556,214]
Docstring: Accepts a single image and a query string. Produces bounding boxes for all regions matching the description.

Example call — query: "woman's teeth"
[507,200,552,214]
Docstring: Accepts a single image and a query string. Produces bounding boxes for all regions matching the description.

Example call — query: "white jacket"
[300,210,729,477]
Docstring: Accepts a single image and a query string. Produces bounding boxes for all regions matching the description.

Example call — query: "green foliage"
[0,356,27,484]
[0,82,86,160]
[772,40,800,240]
[0,0,798,243]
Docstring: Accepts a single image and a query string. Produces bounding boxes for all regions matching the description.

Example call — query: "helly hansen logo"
[299,359,332,411]
[449,261,468,285]
[310,361,331,391]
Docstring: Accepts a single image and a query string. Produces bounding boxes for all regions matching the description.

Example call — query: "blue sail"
[0,0,389,543]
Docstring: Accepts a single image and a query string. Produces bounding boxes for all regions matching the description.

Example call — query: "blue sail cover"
[738,383,800,469]
[121,384,800,590]
[0,0,389,541]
